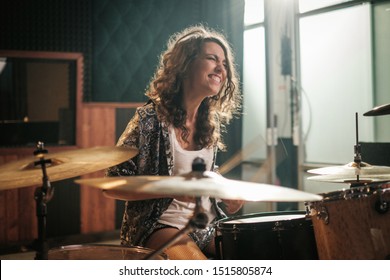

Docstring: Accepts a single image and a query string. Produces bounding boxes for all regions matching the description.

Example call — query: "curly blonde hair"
[146,24,241,150]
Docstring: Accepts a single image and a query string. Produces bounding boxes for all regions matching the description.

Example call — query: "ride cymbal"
[307,161,390,176]
[76,171,323,202]
[0,146,138,190]
[363,103,390,116]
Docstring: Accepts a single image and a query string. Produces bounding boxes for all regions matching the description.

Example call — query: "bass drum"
[48,244,168,260]
[306,183,390,259]
[215,211,318,260]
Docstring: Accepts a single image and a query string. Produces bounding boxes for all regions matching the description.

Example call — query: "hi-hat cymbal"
[307,174,390,184]
[307,161,390,176]
[76,171,323,202]
[363,103,390,116]
[0,146,138,190]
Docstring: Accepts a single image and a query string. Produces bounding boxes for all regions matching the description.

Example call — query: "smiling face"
[183,41,227,101]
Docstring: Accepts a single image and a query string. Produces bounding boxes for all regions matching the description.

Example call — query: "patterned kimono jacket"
[106,101,227,250]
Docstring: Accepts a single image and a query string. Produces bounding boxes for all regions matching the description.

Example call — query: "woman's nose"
[215,62,224,73]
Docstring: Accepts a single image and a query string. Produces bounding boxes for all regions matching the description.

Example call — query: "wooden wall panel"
[79,105,116,234]
[0,152,38,244]
[0,148,73,245]
[0,103,139,247]
[18,187,36,241]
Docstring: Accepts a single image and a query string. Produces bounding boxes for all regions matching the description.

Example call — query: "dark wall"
[90,0,245,177]
[92,0,244,103]
[0,0,92,100]
[1,0,244,101]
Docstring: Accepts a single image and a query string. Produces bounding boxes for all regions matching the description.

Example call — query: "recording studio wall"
[0,0,243,164]
[0,0,245,242]
[0,0,92,101]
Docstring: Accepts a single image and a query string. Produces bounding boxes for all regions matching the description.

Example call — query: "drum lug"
[375,200,389,214]
[375,189,389,214]
[272,221,284,231]
[305,202,329,225]
[232,225,240,240]
[316,206,329,225]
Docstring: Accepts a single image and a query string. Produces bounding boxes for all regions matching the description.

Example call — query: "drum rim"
[216,210,309,230]
[313,184,388,203]
[218,210,306,222]
[48,243,168,259]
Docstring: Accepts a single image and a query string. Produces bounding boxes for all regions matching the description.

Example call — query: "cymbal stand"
[145,156,209,260]
[33,142,54,260]
[144,197,208,260]
[353,112,362,184]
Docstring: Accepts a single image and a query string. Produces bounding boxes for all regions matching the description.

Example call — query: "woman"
[107,24,243,259]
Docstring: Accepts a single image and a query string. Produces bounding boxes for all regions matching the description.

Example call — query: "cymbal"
[76,171,323,202]
[307,161,390,176]
[307,174,390,184]
[0,146,138,190]
[363,103,390,116]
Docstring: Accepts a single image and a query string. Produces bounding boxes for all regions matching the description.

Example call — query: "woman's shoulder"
[135,101,164,132]
[136,100,158,117]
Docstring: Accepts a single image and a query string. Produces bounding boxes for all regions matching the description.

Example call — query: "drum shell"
[307,185,390,260]
[48,244,168,260]
[215,211,318,260]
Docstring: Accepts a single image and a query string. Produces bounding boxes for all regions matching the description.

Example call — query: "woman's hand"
[222,199,244,214]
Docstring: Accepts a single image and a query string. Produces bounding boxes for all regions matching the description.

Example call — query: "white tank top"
[157,126,216,230]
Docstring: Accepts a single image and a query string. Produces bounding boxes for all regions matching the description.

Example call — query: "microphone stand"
[33,142,54,260]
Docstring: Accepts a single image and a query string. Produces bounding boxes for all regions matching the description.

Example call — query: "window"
[299,4,374,165]
[242,0,267,162]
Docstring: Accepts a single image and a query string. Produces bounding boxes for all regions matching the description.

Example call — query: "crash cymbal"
[307,174,390,184]
[363,103,390,116]
[0,146,138,190]
[76,171,323,202]
[307,161,390,176]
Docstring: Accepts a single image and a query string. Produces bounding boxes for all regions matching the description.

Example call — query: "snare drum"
[215,211,318,260]
[48,244,168,260]
[306,184,390,259]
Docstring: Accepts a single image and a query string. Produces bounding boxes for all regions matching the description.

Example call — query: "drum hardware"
[375,188,389,214]
[307,120,390,258]
[145,202,209,260]
[375,199,389,214]
[353,112,362,180]
[231,225,240,241]
[144,157,210,260]
[48,244,168,260]
[306,203,329,225]
[32,142,54,260]
[0,143,138,259]
[308,113,390,185]
[272,221,285,231]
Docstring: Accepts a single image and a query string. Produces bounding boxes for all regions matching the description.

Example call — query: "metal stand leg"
[33,142,54,260]
[144,197,208,260]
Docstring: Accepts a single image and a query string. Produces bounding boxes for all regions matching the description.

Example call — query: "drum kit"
[0,104,389,260]
[302,106,390,260]
[0,142,321,260]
